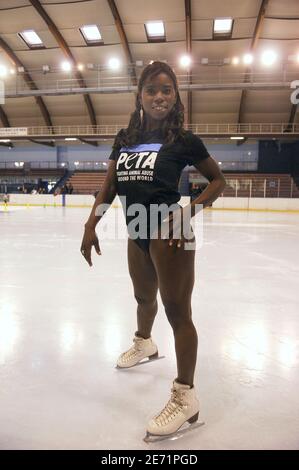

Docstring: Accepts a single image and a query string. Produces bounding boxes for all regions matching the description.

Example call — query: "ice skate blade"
[143,421,205,443]
[115,355,165,369]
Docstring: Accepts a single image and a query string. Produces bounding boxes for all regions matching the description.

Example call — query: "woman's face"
[139,72,177,128]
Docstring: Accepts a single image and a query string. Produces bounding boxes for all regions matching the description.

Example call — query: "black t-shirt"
[109,128,210,234]
[109,128,209,201]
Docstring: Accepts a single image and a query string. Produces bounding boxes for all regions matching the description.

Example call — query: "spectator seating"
[66,171,107,194]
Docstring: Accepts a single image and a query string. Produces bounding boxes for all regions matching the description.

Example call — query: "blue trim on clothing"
[120,143,162,152]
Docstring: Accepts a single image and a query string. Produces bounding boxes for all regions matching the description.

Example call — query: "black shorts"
[129,203,183,254]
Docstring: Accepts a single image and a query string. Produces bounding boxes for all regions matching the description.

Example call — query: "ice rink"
[0,205,298,450]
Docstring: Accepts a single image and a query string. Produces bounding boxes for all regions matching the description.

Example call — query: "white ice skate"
[144,380,204,443]
[116,335,164,369]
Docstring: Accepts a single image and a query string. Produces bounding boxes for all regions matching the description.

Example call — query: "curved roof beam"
[0,36,53,128]
[237,0,269,145]
[29,0,97,128]
[0,83,13,147]
[0,105,10,127]
[106,0,137,86]
[185,0,192,126]
[0,36,52,147]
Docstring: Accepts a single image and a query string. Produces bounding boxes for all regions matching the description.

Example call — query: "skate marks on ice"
[143,420,205,443]
[115,355,166,369]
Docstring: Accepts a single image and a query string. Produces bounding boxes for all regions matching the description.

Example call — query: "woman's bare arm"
[84,160,117,229]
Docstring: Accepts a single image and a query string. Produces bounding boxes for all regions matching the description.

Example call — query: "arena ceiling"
[0,0,299,146]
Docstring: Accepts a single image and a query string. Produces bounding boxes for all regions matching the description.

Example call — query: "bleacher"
[66,171,107,194]
[66,171,299,197]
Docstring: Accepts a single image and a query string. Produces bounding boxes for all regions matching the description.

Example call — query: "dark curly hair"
[113,61,187,150]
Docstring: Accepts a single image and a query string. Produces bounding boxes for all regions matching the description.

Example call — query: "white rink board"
[2,194,299,211]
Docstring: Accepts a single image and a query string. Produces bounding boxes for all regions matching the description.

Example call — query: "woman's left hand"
[161,206,194,249]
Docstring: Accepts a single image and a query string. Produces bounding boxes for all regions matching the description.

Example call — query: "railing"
[1,123,299,139]
[223,177,298,198]
[218,162,257,171]
[0,161,67,170]
[72,162,108,170]
[188,123,299,135]
[0,160,258,172]
[2,177,298,198]
[0,161,109,171]
[4,70,299,97]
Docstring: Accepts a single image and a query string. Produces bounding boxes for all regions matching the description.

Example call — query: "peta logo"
[116,151,158,170]
[290,80,299,105]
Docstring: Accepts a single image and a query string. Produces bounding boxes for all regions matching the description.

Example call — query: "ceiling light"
[180,55,192,68]
[80,25,102,43]
[214,18,233,34]
[108,58,120,70]
[232,56,239,65]
[77,63,84,71]
[230,136,244,140]
[0,65,7,77]
[19,30,43,47]
[61,61,72,72]
[65,138,77,141]
[243,54,253,65]
[145,21,165,38]
[261,50,277,66]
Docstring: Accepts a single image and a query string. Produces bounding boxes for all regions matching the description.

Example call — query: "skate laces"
[121,337,144,361]
[155,389,185,426]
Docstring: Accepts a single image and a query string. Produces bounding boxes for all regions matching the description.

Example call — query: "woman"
[80,61,226,438]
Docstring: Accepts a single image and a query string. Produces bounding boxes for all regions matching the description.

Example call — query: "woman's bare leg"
[149,239,197,386]
[127,238,158,338]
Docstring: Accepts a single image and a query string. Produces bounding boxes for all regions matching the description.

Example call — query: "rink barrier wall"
[1,194,299,212]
